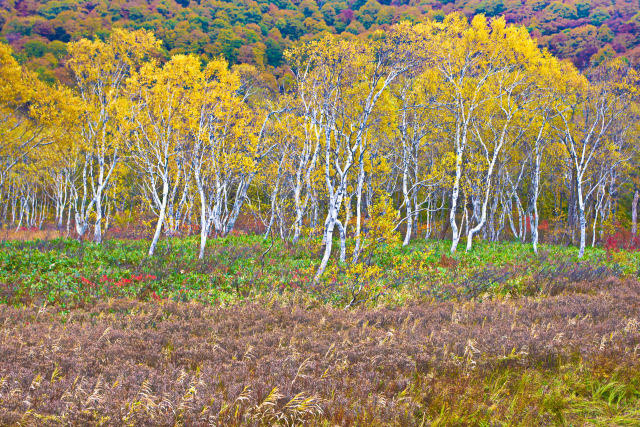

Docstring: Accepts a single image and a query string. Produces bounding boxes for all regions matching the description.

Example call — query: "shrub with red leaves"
[602,224,640,254]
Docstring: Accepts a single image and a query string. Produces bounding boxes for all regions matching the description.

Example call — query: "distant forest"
[2,0,640,86]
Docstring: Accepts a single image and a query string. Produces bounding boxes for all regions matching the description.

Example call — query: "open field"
[1,236,640,425]
[1,279,639,425]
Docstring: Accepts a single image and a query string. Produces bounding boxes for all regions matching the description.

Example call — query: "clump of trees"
[1,14,639,279]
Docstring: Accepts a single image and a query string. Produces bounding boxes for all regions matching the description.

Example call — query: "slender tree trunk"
[292,181,304,244]
[66,201,72,236]
[15,196,24,231]
[197,180,208,259]
[352,161,365,264]
[424,193,433,239]
[223,176,254,236]
[450,149,463,253]
[530,148,541,254]
[568,166,578,245]
[467,109,513,248]
[94,189,103,243]
[577,182,586,258]
[315,166,347,281]
[465,160,497,251]
[38,198,46,229]
[592,204,599,248]
[1,189,7,228]
[11,188,17,225]
[402,166,413,247]
[632,188,639,238]
[149,178,169,257]
[315,207,337,282]
[264,155,285,238]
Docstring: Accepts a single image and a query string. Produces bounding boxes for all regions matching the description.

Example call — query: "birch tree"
[417,15,543,253]
[67,29,159,243]
[189,58,255,258]
[287,26,417,280]
[126,54,195,256]
[0,43,74,220]
[552,58,636,257]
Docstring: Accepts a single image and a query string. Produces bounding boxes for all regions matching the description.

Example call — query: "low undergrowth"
[0,277,639,424]
[1,235,638,308]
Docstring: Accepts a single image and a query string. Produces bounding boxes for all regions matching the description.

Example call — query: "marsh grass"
[1,235,639,424]
[0,279,639,424]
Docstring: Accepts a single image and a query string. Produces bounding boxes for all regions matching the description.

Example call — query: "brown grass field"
[1,276,639,425]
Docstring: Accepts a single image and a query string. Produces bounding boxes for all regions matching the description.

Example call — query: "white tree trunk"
[632,189,639,237]
[465,159,498,251]
[314,203,338,282]
[197,178,209,259]
[530,149,541,254]
[577,182,586,258]
[402,164,413,247]
[450,149,464,253]
[93,189,103,243]
[149,178,169,257]
[352,161,365,264]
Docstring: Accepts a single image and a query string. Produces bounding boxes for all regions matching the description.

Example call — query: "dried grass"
[1,278,639,424]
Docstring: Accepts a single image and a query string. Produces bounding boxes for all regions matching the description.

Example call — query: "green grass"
[0,235,638,308]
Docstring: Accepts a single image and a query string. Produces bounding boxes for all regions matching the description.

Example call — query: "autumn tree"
[66,28,160,242]
[287,25,418,280]
[0,42,76,229]
[551,58,637,257]
[189,58,276,258]
[125,54,196,256]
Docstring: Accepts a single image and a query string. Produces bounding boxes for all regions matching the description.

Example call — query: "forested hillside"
[2,0,640,85]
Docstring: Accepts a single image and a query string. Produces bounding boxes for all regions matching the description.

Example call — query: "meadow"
[1,234,640,425]
[2,1,640,424]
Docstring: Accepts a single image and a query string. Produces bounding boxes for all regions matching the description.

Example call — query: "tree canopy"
[2,0,639,86]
